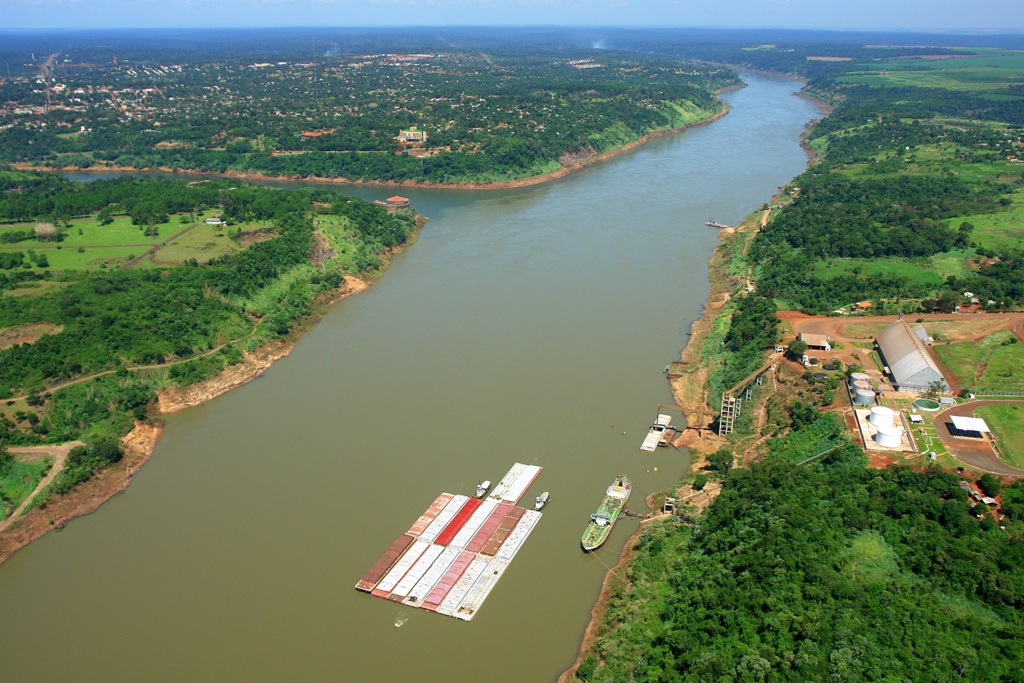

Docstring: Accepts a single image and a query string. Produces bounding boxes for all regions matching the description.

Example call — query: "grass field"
[0,456,52,519]
[934,329,1024,390]
[977,403,1024,470]
[838,50,1024,100]
[0,211,274,272]
[945,192,1024,252]
[814,256,949,287]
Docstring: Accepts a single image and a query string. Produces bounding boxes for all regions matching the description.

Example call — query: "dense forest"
[576,415,1024,682]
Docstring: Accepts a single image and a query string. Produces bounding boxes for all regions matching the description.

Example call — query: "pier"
[356,463,543,621]
[705,220,734,229]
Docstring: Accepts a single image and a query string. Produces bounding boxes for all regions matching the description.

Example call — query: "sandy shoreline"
[11,106,730,191]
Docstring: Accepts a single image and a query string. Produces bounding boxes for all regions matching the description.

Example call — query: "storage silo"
[868,406,895,428]
[851,372,870,382]
[874,425,903,449]
[854,390,875,406]
[853,380,872,391]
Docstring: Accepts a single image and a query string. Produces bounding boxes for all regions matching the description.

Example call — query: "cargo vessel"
[581,475,631,551]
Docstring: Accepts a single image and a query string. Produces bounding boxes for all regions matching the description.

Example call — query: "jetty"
[705,220,733,229]
[640,414,672,452]
[356,463,543,621]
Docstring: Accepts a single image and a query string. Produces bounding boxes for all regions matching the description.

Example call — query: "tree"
[924,380,946,399]
[786,339,808,361]
[97,205,114,225]
[33,222,58,242]
[978,473,1002,497]
[0,445,12,477]
[693,473,708,490]
[789,400,818,430]
[707,448,734,475]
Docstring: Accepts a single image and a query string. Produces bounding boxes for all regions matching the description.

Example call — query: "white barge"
[356,463,544,621]
[640,414,672,452]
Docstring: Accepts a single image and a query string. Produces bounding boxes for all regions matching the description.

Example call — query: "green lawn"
[934,330,1024,390]
[0,456,52,519]
[144,222,269,266]
[976,403,1024,470]
[0,212,277,272]
[814,256,947,287]
[944,192,1024,252]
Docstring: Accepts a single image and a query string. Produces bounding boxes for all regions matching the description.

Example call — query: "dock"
[356,463,543,622]
[640,414,672,452]
[705,220,733,229]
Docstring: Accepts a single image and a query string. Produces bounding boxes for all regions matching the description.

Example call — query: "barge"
[581,474,631,551]
[356,463,543,622]
[640,414,672,452]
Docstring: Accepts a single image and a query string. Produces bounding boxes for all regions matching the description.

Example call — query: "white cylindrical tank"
[874,425,902,448]
[869,406,895,428]
[854,390,875,406]
[851,372,870,382]
[853,380,872,391]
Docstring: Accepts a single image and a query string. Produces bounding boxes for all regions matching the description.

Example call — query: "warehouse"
[875,319,949,392]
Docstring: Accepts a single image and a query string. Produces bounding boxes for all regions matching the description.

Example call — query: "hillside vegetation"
[0,169,415,498]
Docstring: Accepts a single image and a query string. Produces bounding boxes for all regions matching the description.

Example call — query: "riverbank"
[0,217,422,567]
[10,105,730,192]
[557,130,811,683]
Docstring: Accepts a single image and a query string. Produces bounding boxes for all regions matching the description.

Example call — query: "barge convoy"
[356,463,543,622]
[581,474,632,551]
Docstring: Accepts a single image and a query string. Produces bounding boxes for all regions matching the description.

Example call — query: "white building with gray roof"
[875,319,949,392]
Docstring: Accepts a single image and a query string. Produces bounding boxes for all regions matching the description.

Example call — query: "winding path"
[0,441,84,532]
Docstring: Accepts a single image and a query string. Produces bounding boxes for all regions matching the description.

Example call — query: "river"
[0,73,818,681]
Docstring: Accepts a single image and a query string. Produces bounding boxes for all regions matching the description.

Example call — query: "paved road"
[933,400,1024,476]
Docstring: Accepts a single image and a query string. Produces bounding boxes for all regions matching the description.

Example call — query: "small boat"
[581,475,631,551]
[475,480,491,498]
[534,492,550,511]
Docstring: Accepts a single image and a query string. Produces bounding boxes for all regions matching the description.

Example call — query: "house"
[396,126,427,145]
[205,216,225,226]
[374,196,410,213]
[875,319,949,392]
[798,333,831,352]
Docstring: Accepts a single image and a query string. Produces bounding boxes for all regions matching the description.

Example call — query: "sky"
[2,0,1023,31]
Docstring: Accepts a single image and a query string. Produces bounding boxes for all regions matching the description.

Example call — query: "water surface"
[0,74,818,682]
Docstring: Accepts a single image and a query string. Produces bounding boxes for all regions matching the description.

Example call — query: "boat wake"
[394,612,411,628]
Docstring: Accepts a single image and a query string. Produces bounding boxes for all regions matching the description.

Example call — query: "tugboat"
[475,480,491,499]
[581,475,631,551]
[534,492,550,511]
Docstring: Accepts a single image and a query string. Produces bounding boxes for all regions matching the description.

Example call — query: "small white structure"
[869,406,895,429]
[909,413,924,424]
[949,415,991,438]
[205,216,225,226]
[874,425,903,449]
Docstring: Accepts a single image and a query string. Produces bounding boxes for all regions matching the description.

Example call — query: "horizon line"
[2,25,1024,34]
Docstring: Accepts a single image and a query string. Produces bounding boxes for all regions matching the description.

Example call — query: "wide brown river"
[0,74,817,681]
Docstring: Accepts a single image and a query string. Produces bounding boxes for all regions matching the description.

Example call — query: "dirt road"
[0,441,84,532]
